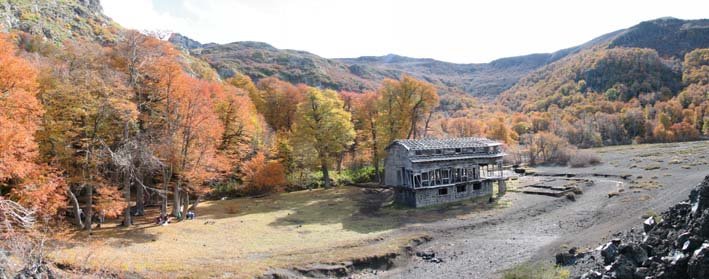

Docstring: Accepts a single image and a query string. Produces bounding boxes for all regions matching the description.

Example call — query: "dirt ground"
[365,140,709,279]
[50,141,709,278]
[50,181,505,277]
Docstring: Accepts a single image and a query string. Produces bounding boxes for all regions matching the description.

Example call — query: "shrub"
[210,180,239,197]
[308,170,353,187]
[568,150,602,168]
[342,166,377,184]
[241,153,288,195]
[524,132,573,166]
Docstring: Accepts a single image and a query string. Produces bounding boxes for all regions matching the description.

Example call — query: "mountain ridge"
[2,0,705,100]
[168,17,707,99]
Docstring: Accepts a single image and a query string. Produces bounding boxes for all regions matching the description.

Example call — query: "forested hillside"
[495,18,709,149]
[0,0,707,257]
[167,18,708,101]
[0,0,443,237]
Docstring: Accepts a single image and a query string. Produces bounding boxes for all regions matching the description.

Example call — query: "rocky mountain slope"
[0,0,118,43]
[169,17,707,99]
[170,33,574,98]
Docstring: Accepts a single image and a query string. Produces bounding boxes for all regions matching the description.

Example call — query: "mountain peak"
[168,32,203,50]
[610,18,709,58]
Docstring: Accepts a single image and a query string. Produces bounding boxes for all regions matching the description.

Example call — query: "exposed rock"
[0,0,117,43]
[416,250,444,263]
[688,243,709,279]
[169,33,203,51]
[556,251,576,266]
[643,216,656,232]
[571,176,709,279]
[608,255,635,279]
[579,270,602,279]
[619,243,648,265]
[601,241,619,265]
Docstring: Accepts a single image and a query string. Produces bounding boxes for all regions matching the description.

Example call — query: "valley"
[48,141,709,278]
[0,1,708,279]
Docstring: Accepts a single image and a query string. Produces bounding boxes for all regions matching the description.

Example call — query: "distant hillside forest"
[0,0,707,240]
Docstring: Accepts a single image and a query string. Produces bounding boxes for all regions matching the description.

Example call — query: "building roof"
[389,137,502,151]
[409,153,505,163]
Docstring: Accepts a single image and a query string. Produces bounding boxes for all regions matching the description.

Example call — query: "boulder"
[694,176,709,212]
[688,243,709,279]
[580,271,602,279]
[602,241,620,265]
[682,237,702,253]
[555,251,576,266]
[695,209,709,238]
[609,255,636,279]
[619,243,648,265]
[675,232,691,249]
[634,266,650,278]
[643,217,656,233]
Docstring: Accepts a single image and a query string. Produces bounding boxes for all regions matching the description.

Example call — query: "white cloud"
[101,0,709,63]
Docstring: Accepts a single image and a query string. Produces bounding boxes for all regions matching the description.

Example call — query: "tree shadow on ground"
[62,208,164,247]
[263,187,503,234]
[74,186,506,245]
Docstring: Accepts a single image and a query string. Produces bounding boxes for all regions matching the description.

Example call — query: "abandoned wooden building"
[384,137,508,207]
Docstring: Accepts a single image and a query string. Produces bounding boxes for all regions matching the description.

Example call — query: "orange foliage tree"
[0,33,67,218]
[0,33,42,182]
[241,152,287,195]
[254,77,306,131]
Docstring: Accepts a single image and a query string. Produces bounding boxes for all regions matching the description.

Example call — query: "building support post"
[498,180,506,196]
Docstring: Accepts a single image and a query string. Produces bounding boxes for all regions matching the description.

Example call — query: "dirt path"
[356,141,709,279]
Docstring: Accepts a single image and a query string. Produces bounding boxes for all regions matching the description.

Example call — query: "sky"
[101,0,708,64]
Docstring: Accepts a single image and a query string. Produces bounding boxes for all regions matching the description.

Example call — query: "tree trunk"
[321,161,331,188]
[370,119,381,184]
[336,152,344,172]
[161,168,170,216]
[423,110,434,138]
[121,121,132,227]
[84,185,93,232]
[373,155,381,184]
[68,188,83,229]
[122,174,132,227]
[188,196,203,212]
[135,174,145,216]
[173,182,181,218]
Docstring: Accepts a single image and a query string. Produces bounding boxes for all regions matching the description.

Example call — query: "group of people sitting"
[155,214,171,225]
[154,210,196,225]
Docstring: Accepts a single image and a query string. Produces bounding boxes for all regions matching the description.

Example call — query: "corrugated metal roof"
[409,153,506,163]
[390,137,501,151]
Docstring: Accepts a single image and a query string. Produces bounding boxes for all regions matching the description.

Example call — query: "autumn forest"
[2,18,709,228]
[0,1,708,277]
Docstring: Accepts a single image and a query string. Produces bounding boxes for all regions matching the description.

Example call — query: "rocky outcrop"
[168,32,203,51]
[0,0,117,43]
[574,175,709,279]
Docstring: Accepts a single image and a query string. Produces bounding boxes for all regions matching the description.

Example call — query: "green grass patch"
[503,262,570,279]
